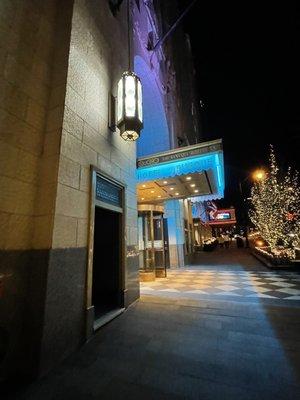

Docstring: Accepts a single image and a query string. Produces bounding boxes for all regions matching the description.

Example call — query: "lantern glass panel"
[117,78,123,122]
[137,80,142,123]
[125,75,136,117]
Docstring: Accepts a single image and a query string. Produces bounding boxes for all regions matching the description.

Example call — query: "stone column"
[164,199,185,268]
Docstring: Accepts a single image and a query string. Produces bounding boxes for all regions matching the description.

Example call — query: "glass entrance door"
[138,209,166,278]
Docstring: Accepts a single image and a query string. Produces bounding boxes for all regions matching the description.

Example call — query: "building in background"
[0,0,224,381]
[133,1,224,278]
[207,206,237,236]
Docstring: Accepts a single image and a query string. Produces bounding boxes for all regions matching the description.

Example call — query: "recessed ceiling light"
[142,184,146,188]
[163,181,168,184]
[190,183,195,187]
[157,195,161,198]
[175,192,179,195]
[194,189,199,193]
[150,190,154,193]
[141,197,144,200]
[170,187,174,190]
[186,176,192,180]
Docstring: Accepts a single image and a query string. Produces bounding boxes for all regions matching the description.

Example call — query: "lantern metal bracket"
[108,93,117,132]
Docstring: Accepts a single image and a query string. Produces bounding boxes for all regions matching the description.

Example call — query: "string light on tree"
[249,145,300,257]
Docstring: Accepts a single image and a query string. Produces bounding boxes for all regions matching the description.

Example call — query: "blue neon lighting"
[137,154,214,181]
[137,151,225,201]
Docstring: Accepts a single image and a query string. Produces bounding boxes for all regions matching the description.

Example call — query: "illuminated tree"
[249,146,300,254]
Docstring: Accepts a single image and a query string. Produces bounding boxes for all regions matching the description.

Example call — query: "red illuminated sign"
[208,208,236,225]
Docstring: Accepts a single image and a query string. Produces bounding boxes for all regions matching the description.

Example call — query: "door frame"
[86,166,126,338]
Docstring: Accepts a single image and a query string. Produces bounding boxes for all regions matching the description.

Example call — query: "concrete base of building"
[169,244,185,268]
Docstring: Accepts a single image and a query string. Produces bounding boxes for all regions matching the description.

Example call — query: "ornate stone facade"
[0,0,202,381]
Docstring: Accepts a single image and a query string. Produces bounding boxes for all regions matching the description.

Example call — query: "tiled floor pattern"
[141,269,300,301]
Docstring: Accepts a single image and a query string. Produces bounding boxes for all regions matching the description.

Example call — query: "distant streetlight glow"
[253,169,266,182]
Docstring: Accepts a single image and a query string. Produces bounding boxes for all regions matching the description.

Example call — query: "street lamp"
[117,71,143,141]
[116,0,143,141]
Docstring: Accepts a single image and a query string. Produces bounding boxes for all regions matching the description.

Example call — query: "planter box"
[252,247,295,269]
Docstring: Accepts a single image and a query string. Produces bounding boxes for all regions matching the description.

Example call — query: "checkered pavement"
[140,269,300,301]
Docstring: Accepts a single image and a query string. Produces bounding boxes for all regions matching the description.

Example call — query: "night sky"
[179,2,300,218]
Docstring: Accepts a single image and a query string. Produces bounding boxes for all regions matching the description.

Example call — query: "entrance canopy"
[136,139,225,203]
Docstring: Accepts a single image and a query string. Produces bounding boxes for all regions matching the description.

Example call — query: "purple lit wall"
[134,58,170,157]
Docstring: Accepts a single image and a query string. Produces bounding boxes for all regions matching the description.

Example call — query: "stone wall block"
[5,214,33,250]
[43,129,62,158]
[98,86,109,125]
[85,104,100,133]
[120,170,137,190]
[46,105,65,133]
[52,214,78,248]
[0,176,35,215]
[0,77,28,120]
[0,140,19,180]
[0,0,17,28]
[85,68,101,109]
[0,47,7,74]
[39,155,59,185]
[18,124,44,156]
[83,123,112,159]
[0,110,23,149]
[111,147,131,171]
[79,166,90,193]
[26,98,47,132]
[128,227,138,246]
[110,132,136,160]
[31,56,52,86]
[16,150,40,184]
[80,143,98,167]
[126,207,138,229]
[48,84,67,110]
[97,155,121,180]
[0,211,10,248]
[65,84,87,121]
[34,182,57,216]
[23,77,49,107]
[76,218,88,247]
[56,183,89,219]
[126,190,137,211]
[70,6,89,55]
[4,54,33,89]
[58,156,81,189]
[63,106,84,141]
[0,23,19,53]
[32,214,54,249]
[61,131,82,164]
[68,61,86,99]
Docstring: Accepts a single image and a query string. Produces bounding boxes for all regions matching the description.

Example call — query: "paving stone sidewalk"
[5,248,300,400]
[141,248,300,303]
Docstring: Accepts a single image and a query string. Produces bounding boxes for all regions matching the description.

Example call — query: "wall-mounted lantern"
[117,71,143,141]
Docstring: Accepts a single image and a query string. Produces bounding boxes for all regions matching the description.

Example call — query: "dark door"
[92,206,121,320]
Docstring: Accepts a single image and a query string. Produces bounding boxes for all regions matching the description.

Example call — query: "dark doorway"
[92,206,122,320]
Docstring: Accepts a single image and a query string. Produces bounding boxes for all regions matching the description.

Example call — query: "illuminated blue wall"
[134,56,170,157]
[164,199,185,245]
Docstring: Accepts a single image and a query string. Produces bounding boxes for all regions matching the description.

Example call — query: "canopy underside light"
[136,139,225,203]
